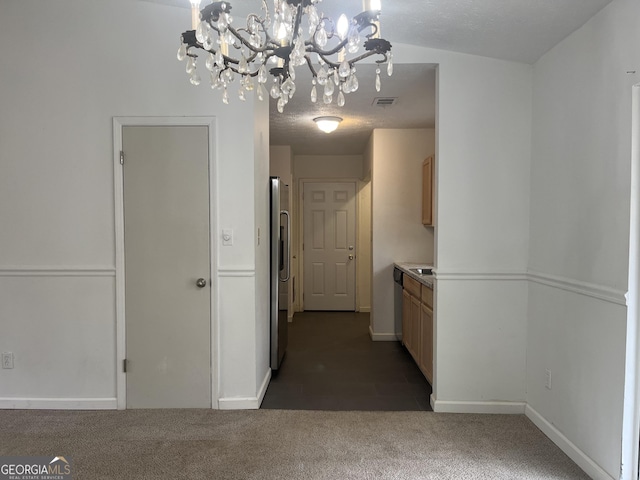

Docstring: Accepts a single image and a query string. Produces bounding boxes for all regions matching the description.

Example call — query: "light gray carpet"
[0,410,588,479]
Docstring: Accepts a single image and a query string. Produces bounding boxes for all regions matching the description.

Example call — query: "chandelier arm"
[319,15,337,39]
[312,49,384,70]
[248,16,282,50]
[314,52,340,70]
[305,37,349,58]
[375,52,390,64]
[343,50,383,65]
[303,55,318,77]
[290,3,305,46]
[201,23,279,68]
[365,22,380,39]
[222,65,260,77]
[215,24,266,54]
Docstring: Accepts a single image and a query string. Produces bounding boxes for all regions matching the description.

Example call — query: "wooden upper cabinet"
[422,156,434,226]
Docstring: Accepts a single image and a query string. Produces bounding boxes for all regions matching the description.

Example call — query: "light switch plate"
[222,229,233,246]
[2,352,14,369]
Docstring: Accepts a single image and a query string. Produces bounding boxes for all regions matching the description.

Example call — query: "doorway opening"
[265,64,437,411]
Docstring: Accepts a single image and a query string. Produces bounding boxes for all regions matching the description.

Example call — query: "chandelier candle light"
[177,0,393,112]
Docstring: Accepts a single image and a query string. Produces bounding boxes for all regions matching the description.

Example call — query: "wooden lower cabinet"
[409,294,421,361]
[402,289,412,350]
[420,303,433,383]
[402,283,433,385]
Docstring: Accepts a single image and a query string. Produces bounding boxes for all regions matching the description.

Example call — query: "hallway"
[261,312,432,411]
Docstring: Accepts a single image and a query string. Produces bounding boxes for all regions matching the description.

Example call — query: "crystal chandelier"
[177,0,393,112]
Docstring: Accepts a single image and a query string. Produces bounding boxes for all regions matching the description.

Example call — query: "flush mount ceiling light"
[314,116,342,133]
[177,0,393,112]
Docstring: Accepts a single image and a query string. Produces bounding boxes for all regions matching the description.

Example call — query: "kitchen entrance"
[261,311,432,411]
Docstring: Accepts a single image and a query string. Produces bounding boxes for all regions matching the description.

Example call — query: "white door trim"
[622,85,640,480]
[112,116,219,410]
[298,178,359,312]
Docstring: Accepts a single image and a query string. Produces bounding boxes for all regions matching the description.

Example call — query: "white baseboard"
[218,369,271,410]
[368,325,400,341]
[0,397,117,410]
[525,405,613,480]
[433,399,526,414]
[256,368,271,407]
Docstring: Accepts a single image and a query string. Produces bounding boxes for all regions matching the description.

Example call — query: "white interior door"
[303,182,356,311]
[123,125,211,408]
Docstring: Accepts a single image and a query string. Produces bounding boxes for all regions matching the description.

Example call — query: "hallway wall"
[527,0,640,476]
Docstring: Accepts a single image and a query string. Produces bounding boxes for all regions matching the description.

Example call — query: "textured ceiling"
[269,64,436,155]
[144,0,613,63]
[140,0,614,154]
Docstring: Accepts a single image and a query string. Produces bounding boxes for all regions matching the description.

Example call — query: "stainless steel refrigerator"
[270,176,290,370]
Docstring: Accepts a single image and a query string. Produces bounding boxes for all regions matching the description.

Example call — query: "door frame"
[298,178,360,312]
[112,117,218,410]
[622,85,640,480]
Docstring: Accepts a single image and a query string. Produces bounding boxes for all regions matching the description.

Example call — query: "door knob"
[196,278,207,288]
[348,254,354,260]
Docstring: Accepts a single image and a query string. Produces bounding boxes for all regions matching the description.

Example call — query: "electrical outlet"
[2,352,14,369]
[545,368,552,390]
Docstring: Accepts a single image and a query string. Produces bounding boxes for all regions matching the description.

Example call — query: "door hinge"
[123,359,128,373]
[120,150,124,165]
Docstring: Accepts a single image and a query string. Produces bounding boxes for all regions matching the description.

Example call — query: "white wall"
[358,181,372,313]
[0,0,267,409]
[379,48,532,413]
[295,155,364,179]
[254,93,271,401]
[371,128,435,339]
[528,0,640,476]
[270,146,293,188]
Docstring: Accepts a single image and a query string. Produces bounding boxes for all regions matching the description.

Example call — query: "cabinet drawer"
[403,275,421,298]
[421,285,433,309]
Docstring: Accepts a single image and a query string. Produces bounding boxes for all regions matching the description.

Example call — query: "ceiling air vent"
[373,97,398,107]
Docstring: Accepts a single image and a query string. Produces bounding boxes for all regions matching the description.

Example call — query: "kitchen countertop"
[395,262,435,289]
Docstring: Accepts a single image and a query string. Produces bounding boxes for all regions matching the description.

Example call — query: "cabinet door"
[409,294,422,362]
[420,303,433,384]
[402,289,411,348]
[422,156,433,226]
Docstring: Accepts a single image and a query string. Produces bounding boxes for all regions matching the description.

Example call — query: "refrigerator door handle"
[280,210,291,282]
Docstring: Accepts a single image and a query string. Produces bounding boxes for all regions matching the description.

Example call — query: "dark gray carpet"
[0,409,588,479]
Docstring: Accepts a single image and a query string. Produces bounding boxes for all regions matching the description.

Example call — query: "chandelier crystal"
[177,0,393,112]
